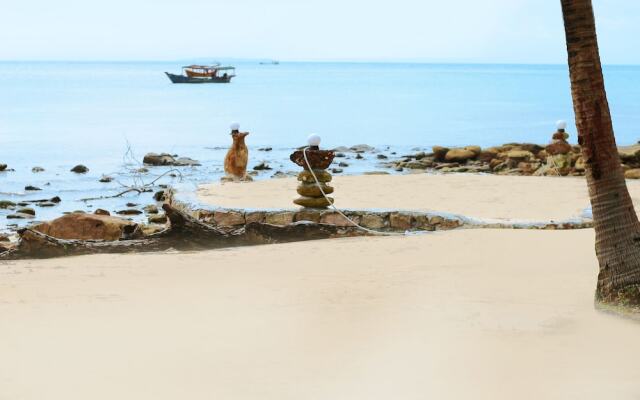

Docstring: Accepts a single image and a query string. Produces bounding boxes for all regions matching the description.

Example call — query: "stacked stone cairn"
[290,135,336,208]
[541,121,574,176]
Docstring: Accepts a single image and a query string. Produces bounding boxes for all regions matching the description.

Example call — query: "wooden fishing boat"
[165,64,236,84]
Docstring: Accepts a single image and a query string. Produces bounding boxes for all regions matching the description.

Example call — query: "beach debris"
[70,164,89,173]
[253,161,272,171]
[31,166,45,173]
[143,153,201,167]
[24,185,41,191]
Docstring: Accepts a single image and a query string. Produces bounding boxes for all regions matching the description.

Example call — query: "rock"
[25,185,41,191]
[335,152,346,158]
[0,234,9,242]
[377,154,388,159]
[148,214,168,224]
[136,167,149,174]
[116,209,143,215]
[404,161,429,169]
[245,211,266,224]
[505,150,534,161]
[332,146,350,153]
[253,162,272,171]
[331,168,343,174]
[464,146,482,156]
[389,213,413,230]
[32,166,45,173]
[6,213,31,220]
[94,209,111,216]
[444,148,476,163]
[355,154,364,160]
[0,164,7,171]
[431,146,450,161]
[545,142,572,156]
[264,212,295,226]
[258,147,273,151]
[50,196,62,203]
[298,170,332,183]
[99,175,113,183]
[0,200,16,209]
[338,162,349,167]
[294,196,334,208]
[297,183,334,197]
[143,153,200,166]
[574,157,586,172]
[294,210,321,223]
[32,213,140,241]
[17,207,35,216]
[143,205,159,214]
[37,202,56,208]
[126,202,138,207]
[350,144,375,153]
[478,148,500,162]
[213,210,246,226]
[153,190,166,201]
[70,164,89,173]
[270,171,289,179]
[625,169,640,179]
[552,131,570,141]
[320,212,359,227]
[361,213,386,229]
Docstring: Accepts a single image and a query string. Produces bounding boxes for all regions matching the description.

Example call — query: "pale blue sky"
[1,0,638,64]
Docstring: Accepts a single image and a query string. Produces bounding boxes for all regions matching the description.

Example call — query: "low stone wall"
[193,207,594,232]
[195,208,463,232]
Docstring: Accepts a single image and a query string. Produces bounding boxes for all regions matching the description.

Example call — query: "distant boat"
[259,60,279,65]
[165,64,236,83]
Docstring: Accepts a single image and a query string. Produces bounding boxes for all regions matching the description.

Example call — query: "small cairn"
[290,134,336,208]
[543,120,574,175]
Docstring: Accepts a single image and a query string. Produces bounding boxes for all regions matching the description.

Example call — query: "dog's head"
[231,131,249,140]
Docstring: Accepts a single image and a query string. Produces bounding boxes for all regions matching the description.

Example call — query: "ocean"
[1,61,639,231]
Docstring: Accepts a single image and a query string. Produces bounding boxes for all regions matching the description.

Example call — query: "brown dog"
[223,125,251,181]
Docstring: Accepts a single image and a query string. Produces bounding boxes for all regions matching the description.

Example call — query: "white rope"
[302,147,412,236]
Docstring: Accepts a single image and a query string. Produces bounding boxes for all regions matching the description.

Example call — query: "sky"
[1,0,639,64]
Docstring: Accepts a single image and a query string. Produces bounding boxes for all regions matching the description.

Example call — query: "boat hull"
[165,72,233,84]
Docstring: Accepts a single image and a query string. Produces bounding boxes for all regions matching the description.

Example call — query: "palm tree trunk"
[561,0,640,305]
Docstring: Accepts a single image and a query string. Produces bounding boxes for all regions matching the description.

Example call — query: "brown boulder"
[431,146,450,161]
[32,213,140,241]
[444,148,476,163]
[545,142,572,155]
[625,169,640,179]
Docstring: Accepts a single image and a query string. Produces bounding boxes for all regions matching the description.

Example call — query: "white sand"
[2,229,640,399]
[198,173,640,222]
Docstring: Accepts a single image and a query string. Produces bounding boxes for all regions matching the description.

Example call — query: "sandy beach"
[198,173,640,222]
[2,229,640,399]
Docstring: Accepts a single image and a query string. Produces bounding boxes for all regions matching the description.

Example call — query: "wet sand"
[2,229,640,399]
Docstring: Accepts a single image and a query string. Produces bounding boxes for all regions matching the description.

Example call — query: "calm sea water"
[1,61,639,231]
